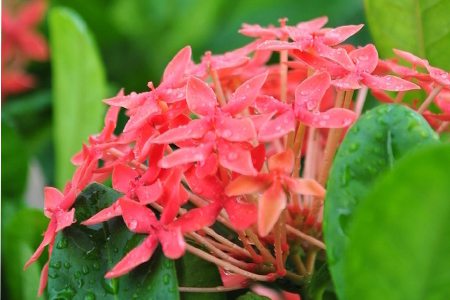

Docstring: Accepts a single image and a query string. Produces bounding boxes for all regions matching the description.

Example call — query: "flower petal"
[258,182,287,237]
[218,141,257,176]
[172,201,221,233]
[362,74,420,91]
[105,235,158,278]
[349,44,378,74]
[119,198,158,233]
[216,115,257,143]
[81,200,122,226]
[136,180,164,205]
[152,118,210,144]
[157,226,186,259]
[44,187,64,213]
[295,71,331,111]
[255,95,290,114]
[284,177,325,197]
[55,208,75,232]
[158,144,212,168]
[185,167,224,200]
[268,149,294,174]
[222,71,268,115]
[112,164,139,194]
[393,49,428,67]
[258,110,296,142]
[24,218,57,269]
[195,152,219,178]
[224,197,257,230]
[323,24,364,46]
[186,76,217,116]
[162,46,192,87]
[296,108,356,128]
[225,175,269,196]
[38,261,50,296]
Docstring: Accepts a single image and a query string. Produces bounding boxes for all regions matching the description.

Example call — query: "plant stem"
[418,85,443,113]
[179,286,246,292]
[286,225,325,249]
[292,123,306,177]
[186,244,271,282]
[211,68,227,106]
[437,121,449,134]
[291,254,307,275]
[305,249,318,274]
[245,229,276,263]
[355,86,368,115]
[238,231,263,262]
[274,219,286,275]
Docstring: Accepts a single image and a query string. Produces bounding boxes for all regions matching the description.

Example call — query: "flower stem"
[245,229,276,263]
[211,68,227,106]
[305,249,318,274]
[286,225,325,249]
[179,286,246,292]
[354,86,368,116]
[274,219,286,275]
[437,121,449,134]
[418,85,443,113]
[292,123,306,177]
[186,244,271,282]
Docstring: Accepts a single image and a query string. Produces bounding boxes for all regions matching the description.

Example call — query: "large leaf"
[324,104,438,299]
[177,252,225,300]
[365,0,450,70]
[49,8,106,188]
[48,183,179,299]
[2,209,49,300]
[344,143,450,299]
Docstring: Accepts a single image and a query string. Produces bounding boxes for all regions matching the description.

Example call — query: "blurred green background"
[1,1,369,298]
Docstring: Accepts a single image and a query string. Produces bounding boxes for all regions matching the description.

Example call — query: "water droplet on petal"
[222,129,232,138]
[129,220,138,230]
[227,152,238,161]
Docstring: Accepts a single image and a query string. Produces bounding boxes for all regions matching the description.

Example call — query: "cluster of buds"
[2,0,48,98]
[25,17,449,295]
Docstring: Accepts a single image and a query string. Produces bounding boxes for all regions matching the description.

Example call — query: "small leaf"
[47,183,179,299]
[365,0,450,70]
[177,252,225,300]
[345,143,450,299]
[324,104,438,299]
[49,8,106,188]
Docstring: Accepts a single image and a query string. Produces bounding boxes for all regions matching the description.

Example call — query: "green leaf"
[1,119,29,199]
[344,143,450,299]
[177,252,225,300]
[2,209,49,300]
[48,183,179,299]
[49,7,106,188]
[364,0,450,70]
[324,104,438,299]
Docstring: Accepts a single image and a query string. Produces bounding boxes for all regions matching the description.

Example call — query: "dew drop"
[77,278,85,288]
[163,274,170,285]
[82,265,90,275]
[48,272,58,279]
[129,220,138,230]
[92,262,100,270]
[357,55,369,61]
[50,261,62,269]
[56,237,69,249]
[348,143,360,152]
[64,262,72,269]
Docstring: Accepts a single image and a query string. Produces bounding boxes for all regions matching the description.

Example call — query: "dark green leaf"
[2,209,49,300]
[48,183,179,299]
[324,104,438,299]
[365,0,450,70]
[177,252,225,300]
[1,119,29,199]
[49,7,106,188]
[345,143,450,299]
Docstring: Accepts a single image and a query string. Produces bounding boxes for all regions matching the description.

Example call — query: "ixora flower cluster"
[2,0,48,98]
[26,17,449,295]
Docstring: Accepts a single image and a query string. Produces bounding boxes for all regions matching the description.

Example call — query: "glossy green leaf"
[365,0,450,70]
[48,183,179,299]
[177,252,225,300]
[49,8,106,188]
[1,119,29,199]
[2,209,49,300]
[345,143,450,299]
[324,104,438,299]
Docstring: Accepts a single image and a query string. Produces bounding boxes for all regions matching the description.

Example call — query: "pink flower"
[225,149,325,236]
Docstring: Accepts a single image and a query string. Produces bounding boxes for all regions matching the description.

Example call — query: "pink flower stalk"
[26,16,449,296]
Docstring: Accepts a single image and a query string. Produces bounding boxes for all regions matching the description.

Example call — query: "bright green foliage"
[344,143,450,299]
[49,8,106,188]
[177,252,225,300]
[365,0,450,69]
[2,209,49,300]
[324,104,438,299]
[47,183,179,299]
